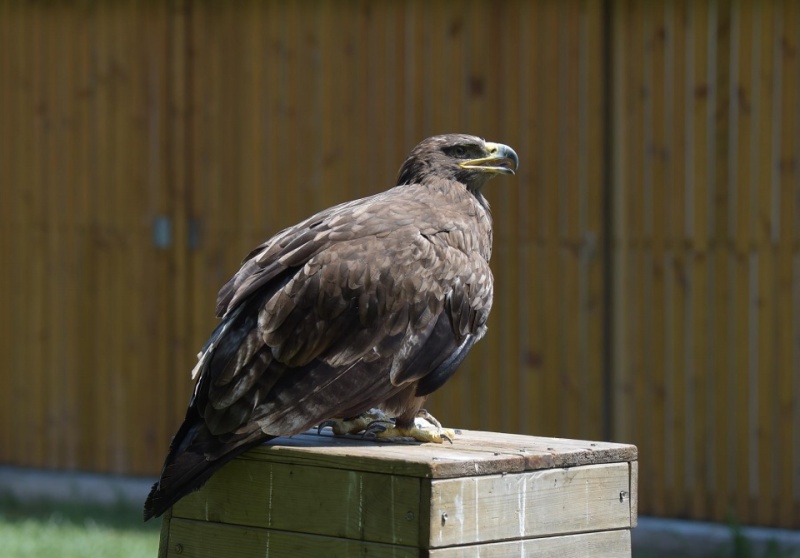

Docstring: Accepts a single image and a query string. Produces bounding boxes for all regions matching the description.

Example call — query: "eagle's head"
[396,134,519,193]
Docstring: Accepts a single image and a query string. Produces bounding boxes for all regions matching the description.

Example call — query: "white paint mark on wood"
[517,474,526,539]
[429,463,631,548]
[473,477,480,542]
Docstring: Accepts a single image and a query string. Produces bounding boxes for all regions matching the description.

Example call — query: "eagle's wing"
[195,185,492,439]
[145,133,515,522]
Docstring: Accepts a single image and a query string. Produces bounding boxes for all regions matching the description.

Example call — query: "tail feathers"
[143,423,272,521]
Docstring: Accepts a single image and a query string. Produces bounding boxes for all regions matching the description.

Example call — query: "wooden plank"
[163,429,635,551]
[544,0,564,440]
[630,460,639,527]
[428,529,631,558]
[24,0,48,468]
[647,0,669,517]
[158,508,173,558]
[143,1,177,475]
[164,517,418,558]
[114,0,135,473]
[515,0,543,435]
[611,0,648,479]
[775,0,799,528]
[492,0,521,435]
[428,462,632,548]
[609,0,633,447]
[558,0,582,439]
[669,0,689,520]
[582,0,607,443]
[0,0,11,465]
[687,0,712,520]
[245,432,526,479]
[728,0,754,508]
[72,0,94,472]
[92,0,113,472]
[57,1,77,470]
[753,0,777,527]
[168,0,192,439]
[243,430,636,479]
[125,2,145,474]
[173,460,422,547]
[186,0,222,436]
[756,248,776,525]
[41,1,62,469]
[443,430,637,470]
[710,0,733,524]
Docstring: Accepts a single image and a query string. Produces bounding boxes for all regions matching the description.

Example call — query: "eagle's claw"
[362,419,397,439]
[317,420,338,435]
[315,409,456,444]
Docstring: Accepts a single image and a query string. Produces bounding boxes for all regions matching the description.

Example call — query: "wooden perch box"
[158,429,638,557]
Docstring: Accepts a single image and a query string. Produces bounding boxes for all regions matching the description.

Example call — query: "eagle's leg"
[363,411,456,444]
[318,408,455,444]
[317,408,391,436]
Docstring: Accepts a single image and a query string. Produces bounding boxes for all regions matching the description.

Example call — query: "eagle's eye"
[448,145,468,158]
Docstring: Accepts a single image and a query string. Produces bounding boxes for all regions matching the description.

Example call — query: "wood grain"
[243,429,636,480]
[172,459,422,546]
[165,517,418,558]
[160,428,636,556]
[429,529,631,558]
[428,463,631,547]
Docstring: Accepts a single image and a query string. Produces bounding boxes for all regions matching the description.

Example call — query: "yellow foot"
[364,421,455,444]
[317,408,456,444]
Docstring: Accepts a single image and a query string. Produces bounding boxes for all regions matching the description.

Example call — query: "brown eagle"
[143,134,518,520]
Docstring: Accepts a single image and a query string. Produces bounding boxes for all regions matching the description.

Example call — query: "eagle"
[143,133,518,520]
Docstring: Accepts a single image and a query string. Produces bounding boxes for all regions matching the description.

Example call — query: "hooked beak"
[458,142,519,175]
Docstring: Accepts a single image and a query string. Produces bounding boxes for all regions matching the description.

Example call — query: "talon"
[415,409,443,429]
[317,410,457,444]
[316,410,393,437]
[363,419,395,439]
[317,420,337,435]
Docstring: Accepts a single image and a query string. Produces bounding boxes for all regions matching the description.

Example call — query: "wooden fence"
[0,0,797,529]
[611,0,800,526]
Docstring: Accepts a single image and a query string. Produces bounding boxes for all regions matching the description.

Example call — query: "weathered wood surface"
[162,429,637,556]
[161,520,630,558]
[174,458,423,546]
[164,517,418,558]
[429,463,631,547]
[428,530,631,558]
[244,429,637,479]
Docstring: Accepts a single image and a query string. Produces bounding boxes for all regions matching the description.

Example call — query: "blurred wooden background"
[1,0,798,528]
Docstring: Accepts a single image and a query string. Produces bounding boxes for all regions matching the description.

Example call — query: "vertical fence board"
[612,0,799,527]
[0,0,10,466]
[776,0,800,528]
[686,0,711,520]
[72,2,94,472]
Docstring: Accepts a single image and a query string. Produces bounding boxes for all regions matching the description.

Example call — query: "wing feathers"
[147,179,495,521]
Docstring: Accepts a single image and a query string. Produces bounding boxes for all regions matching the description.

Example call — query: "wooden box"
[158,429,637,557]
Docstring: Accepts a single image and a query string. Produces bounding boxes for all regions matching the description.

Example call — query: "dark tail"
[143,291,279,521]
[143,417,273,521]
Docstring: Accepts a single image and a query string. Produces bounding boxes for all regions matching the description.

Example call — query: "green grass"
[0,494,159,558]
[723,522,800,558]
